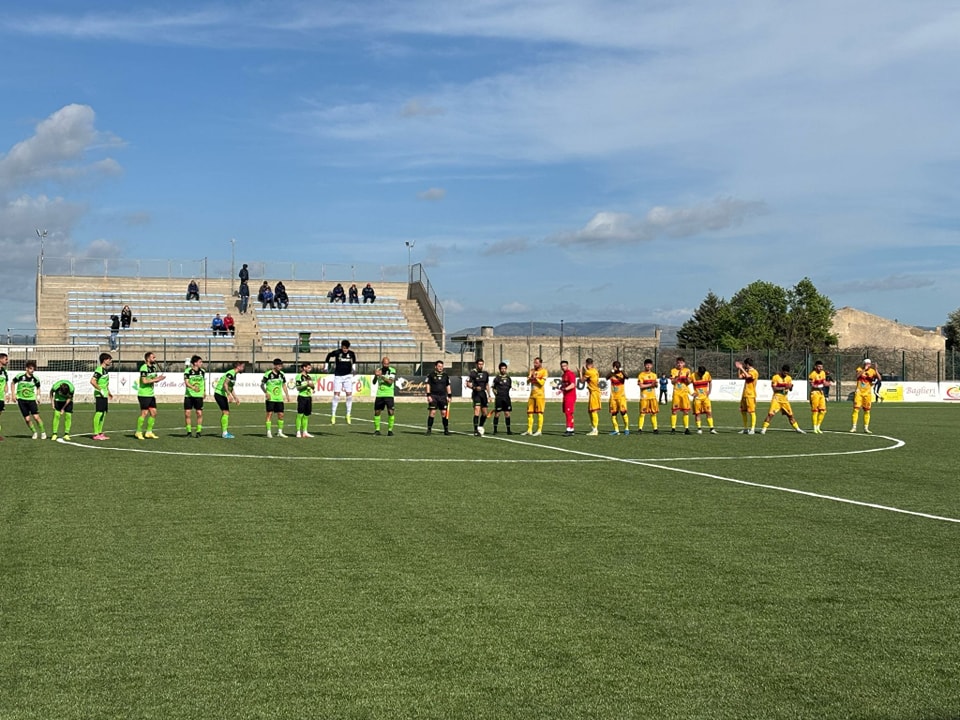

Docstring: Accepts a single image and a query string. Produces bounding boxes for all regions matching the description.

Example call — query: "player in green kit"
[214,360,244,439]
[372,355,397,436]
[90,353,114,441]
[295,362,316,438]
[136,352,166,440]
[12,360,46,439]
[0,352,9,441]
[261,358,290,438]
[183,355,206,437]
[49,378,75,441]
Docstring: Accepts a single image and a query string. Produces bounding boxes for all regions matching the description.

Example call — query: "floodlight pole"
[36,228,47,292]
[405,240,415,282]
[230,238,236,295]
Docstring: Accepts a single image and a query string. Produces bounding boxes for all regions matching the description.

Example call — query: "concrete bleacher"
[66,290,236,349]
[253,294,418,354]
[40,275,443,363]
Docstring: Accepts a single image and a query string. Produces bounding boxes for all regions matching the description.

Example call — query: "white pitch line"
[484,433,960,525]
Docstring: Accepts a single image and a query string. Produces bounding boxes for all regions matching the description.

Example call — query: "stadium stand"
[66,290,236,348]
[254,294,418,354]
[39,274,444,364]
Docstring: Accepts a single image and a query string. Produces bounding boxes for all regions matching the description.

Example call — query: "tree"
[945,307,960,351]
[783,277,837,351]
[728,280,789,350]
[677,291,733,349]
[678,278,837,351]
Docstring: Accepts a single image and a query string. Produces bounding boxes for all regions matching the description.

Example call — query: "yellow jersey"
[691,371,711,399]
[855,367,878,393]
[671,366,692,390]
[771,373,793,395]
[638,371,658,400]
[608,369,626,397]
[529,368,548,399]
[809,370,827,392]
[740,367,759,399]
[583,367,600,394]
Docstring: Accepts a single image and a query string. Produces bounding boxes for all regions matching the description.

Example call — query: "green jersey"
[51,379,75,401]
[262,370,286,403]
[92,366,110,398]
[184,367,205,398]
[138,363,160,397]
[214,368,238,397]
[0,367,7,397]
[296,372,315,397]
[374,366,397,398]
[13,373,40,402]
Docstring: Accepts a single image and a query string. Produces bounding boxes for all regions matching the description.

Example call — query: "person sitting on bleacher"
[211,314,226,336]
[349,284,360,304]
[362,283,376,303]
[261,285,275,309]
[329,283,346,303]
[275,281,289,309]
[223,313,236,336]
[186,279,200,301]
[120,305,133,329]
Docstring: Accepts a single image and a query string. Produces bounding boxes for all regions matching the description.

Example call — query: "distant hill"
[449,321,678,349]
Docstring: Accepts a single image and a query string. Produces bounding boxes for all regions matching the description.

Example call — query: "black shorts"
[428,394,448,411]
[472,392,489,409]
[265,400,284,414]
[297,396,313,415]
[0,400,5,412]
[138,396,157,411]
[95,396,109,413]
[18,399,39,417]
[374,396,395,412]
[183,396,204,411]
[494,397,512,412]
[215,394,230,412]
[54,399,73,413]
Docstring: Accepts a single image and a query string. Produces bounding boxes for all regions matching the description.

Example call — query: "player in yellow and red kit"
[637,359,659,433]
[691,365,717,434]
[736,357,759,434]
[760,364,806,434]
[670,357,693,434]
[808,360,830,434]
[581,358,601,436]
[851,358,879,433]
[524,357,548,436]
[606,361,629,436]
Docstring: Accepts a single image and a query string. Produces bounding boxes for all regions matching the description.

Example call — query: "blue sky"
[2,1,959,333]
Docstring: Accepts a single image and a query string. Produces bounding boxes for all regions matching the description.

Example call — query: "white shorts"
[333,375,355,395]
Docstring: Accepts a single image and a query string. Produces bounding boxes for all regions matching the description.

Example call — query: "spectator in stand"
[238,280,250,314]
[258,281,275,309]
[120,305,133,329]
[348,284,360,304]
[362,283,376,303]
[186,279,200,301]
[658,372,669,404]
[238,263,249,283]
[223,313,236,337]
[109,315,120,350]
[211,314,226,336]
[329,283,346,303]
[275,281,289,309]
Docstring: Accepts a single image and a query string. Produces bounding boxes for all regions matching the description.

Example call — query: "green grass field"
[2,400,958,719]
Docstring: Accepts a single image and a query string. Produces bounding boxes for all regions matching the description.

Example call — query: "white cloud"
[482,237,530,256]
[0,104,123,193]
[551,198,766,247]
[501,301,530,314]
[417,187,446,201]
[401,99,445,118]
[443,299,465,313]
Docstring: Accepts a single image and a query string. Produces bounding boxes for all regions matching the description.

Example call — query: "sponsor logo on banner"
[878,384,904,402]
[903,383,938,400]
[943,385,960,401]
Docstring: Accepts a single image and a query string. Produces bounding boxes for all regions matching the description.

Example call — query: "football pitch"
[2,401,958,719]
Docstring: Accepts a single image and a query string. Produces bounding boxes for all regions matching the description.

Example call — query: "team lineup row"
[0,349,882,441]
